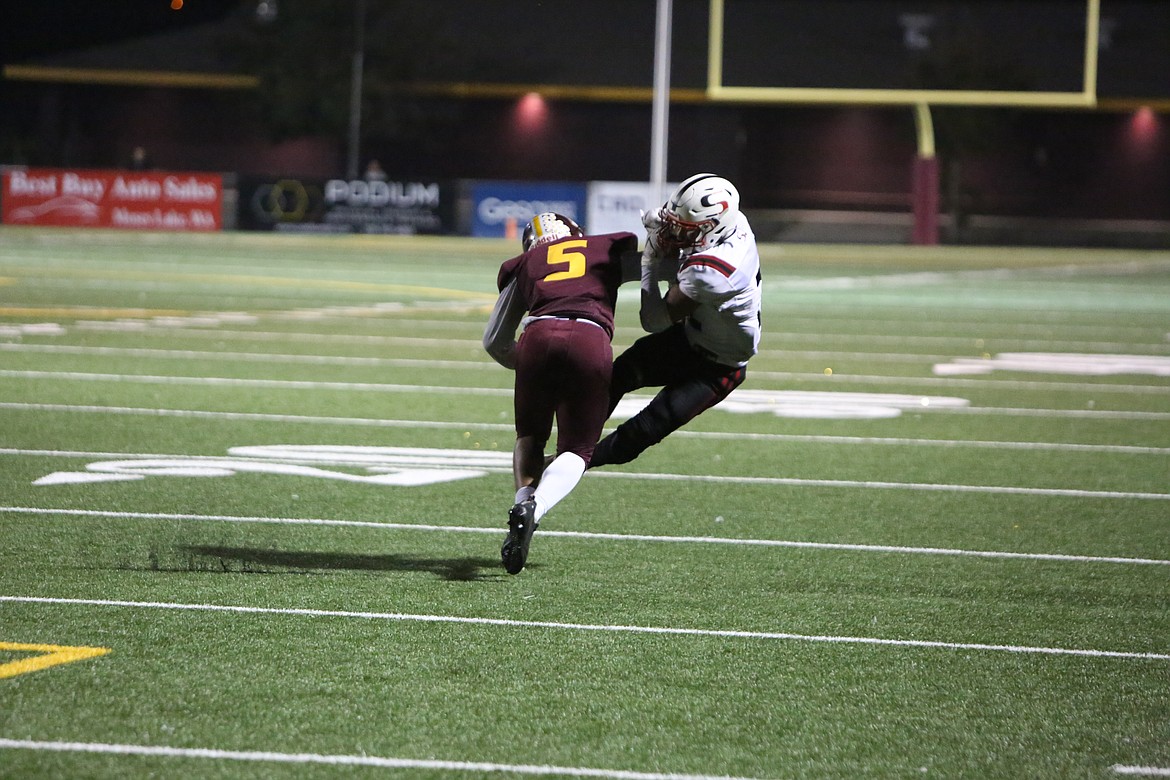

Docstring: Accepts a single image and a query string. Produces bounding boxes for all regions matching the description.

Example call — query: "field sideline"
[0,227,1168,778]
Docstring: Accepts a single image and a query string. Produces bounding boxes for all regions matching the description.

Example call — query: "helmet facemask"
[655,208,716,252]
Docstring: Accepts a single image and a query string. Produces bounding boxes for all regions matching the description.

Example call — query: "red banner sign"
[2,168,223,231]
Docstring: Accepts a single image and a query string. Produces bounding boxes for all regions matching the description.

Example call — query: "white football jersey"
[674,211,762,367]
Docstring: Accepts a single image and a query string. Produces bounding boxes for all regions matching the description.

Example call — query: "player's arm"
[637,210,691,331]
[641,279,697,332]
[482,278,526,369]
[619,248,642,283]
[640,252,697,332]
[664,285,699,320]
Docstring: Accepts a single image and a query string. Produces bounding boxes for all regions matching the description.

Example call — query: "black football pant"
[589,323,746,467]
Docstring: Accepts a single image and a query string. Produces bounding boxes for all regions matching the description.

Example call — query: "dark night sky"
[4,1,1168,99]
[2,0,241,63]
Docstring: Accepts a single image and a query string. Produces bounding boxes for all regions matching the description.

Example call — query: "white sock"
[514,485,535,505]
[532,453,586,522]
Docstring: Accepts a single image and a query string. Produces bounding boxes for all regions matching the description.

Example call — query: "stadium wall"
[1,82,1166,247]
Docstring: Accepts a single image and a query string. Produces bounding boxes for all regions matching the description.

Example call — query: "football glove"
[639,209,665,270]
[640,205,664,233]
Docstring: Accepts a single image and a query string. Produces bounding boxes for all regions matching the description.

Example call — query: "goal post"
[706,0,1101,243]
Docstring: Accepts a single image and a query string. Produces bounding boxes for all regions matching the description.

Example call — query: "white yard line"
[1,440,1166,500]
[0,342,938,369]
[590,470,1170,500]
[74,306,1167,341]
[0,401,511,423]
[746,369,1170,395]
[670,432,1169,454]
[67,319,1170,348]
[4,417,1168,456]
[6,340,1170,374]
[3,506,1167,567]
[0,383,512,400]
[63,323,1170,357]
[4,365,1170,396]
[77,326,488,349]
[3,393,1169,423]
[0,342,486,368]
[1,596,1167,661]
[1113,767,1170,777]
[0,738,759,779]
[4,737,1154,778]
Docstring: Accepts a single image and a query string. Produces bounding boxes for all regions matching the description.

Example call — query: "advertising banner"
[1,168,222,231]
[585,181,676,236]
[470,181,587,238]
[238,176,452,234]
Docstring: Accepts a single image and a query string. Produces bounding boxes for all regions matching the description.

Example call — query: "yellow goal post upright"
[706,0,1101,244]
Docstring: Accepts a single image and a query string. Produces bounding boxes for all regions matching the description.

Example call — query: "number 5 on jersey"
[543,239,588,282]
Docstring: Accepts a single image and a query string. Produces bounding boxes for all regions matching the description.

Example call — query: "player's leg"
[511,320,561,451]
[604,324,689,417]
[503,323,559,573]
[513,435,545,492]
[593,325,715,467]
[530,323,612,522]
[591,357,745,467]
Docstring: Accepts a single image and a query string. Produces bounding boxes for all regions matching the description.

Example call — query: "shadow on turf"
[149,545,508,581]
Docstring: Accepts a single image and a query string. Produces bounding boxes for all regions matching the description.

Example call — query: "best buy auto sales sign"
[2,167,222,231]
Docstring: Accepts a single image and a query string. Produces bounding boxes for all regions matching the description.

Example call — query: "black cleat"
[501,499,537,574]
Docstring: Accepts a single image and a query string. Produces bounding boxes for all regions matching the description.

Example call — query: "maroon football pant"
[513,318,613,466]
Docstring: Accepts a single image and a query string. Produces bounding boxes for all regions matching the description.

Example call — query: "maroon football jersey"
[496,231,638,338]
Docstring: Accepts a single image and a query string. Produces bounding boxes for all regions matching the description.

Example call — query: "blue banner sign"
[470,181,587,238]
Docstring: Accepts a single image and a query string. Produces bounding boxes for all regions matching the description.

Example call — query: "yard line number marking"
[0,738,758,780]
[2,596,1167,661]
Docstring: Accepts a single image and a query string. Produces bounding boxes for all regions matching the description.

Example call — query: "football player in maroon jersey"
[483,213,639,574]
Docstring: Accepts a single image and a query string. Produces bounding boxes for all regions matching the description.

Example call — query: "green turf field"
[1,227,1167,779]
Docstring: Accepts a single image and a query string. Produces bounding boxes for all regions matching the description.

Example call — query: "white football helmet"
[522,212,583,251]
[656,173,740,251]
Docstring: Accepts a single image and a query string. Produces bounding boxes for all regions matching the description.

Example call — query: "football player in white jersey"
[590,173,762,467]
